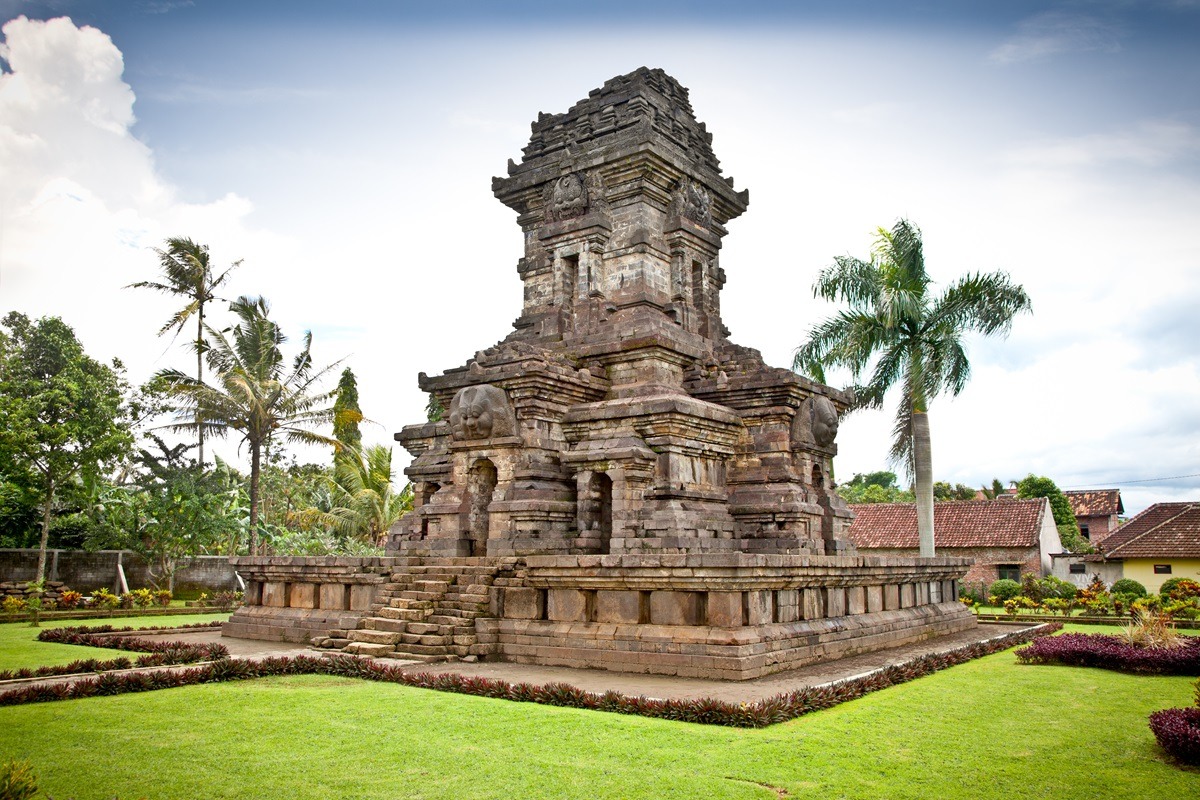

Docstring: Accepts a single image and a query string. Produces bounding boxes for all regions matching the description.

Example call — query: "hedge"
[1015,633,1200,675]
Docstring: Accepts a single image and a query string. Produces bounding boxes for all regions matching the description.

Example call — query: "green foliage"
[988,578,1022,602]
[1015,474,1093,553]
[0,759,39,800]
[155,296,340,553]
[1161,578,1200,601]
[1037,575,1078,601]
[836,471,914,503]
[979,478,1009,500]
[1111,579,1148,598]
[425,394,445,423]
[933,481,976,501]
[332,367,363,455]
[0,313,134,582]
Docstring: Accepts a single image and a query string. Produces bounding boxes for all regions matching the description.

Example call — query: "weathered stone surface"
[650,591,702,626]
[350,584,375,611]
[595,590,642,624]
[503,587,544,620]
[547,588,588,622]
[288,583,316,610]
[884,584,901,611]
[320,583,348,610]
[745,590,773,625]
[262,581,287,608]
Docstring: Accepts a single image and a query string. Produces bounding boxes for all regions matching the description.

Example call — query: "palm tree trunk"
[913,411,935,557]
[248,444,260,555]
[196,306,205,468]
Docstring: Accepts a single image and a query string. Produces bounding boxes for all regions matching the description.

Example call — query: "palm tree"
[794,219,1031,557]
[294,445,413,546]
[157,296,339,554]
[129,237,240,466]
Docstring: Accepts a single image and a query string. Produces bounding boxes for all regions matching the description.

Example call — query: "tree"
[794,219,1031,557]
[332,367,363,456]
[90,437,243,591]
[836,471,915,504]
[128,237,240,467]
[980,478,1010,500]
[933,481,977,501]
[1015,474,1092,553]
[0,313,133,582]
[156,296,339,554]
[294,445,413,546]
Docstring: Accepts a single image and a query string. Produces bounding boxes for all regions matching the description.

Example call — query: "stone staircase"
[317,562,501,662]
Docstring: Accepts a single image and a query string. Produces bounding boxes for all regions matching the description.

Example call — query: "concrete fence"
[0,549,240,596]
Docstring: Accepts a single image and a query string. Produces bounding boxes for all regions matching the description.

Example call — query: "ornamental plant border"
[0,623,1059,728]
[1149,707,1200,765]
[1015,633,1200,675]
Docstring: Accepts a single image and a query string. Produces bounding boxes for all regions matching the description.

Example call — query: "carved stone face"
[460,400,494,439]
[549,174,587,219]
[812,396,839,447]
[448,384,517,441]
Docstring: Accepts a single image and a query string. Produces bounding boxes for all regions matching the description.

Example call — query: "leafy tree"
[294,445,413,546]
[0,313,133,582]
[934,481,977,501]
[155,296,340,554]
[836,471,914,504]
[425,394,445,423]
[332,367,363,456]
[1015,474,1092,553]
[128,237,240,466]
[794,219,1031,556]
[979,478,1010,500]
[90,437,244,590]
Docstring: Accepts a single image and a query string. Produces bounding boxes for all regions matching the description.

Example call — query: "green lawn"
[0,613,230,672]
[1,621,1196,799]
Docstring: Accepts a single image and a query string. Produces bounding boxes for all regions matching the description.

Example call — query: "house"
[1092,502,1200,593]
[1064,489,1124,546]
[848,498,1062,591]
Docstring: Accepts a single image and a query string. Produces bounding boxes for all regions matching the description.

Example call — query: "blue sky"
[2,0,1198,513]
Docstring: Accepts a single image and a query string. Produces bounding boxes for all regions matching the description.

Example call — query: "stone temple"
[226,68,976,679]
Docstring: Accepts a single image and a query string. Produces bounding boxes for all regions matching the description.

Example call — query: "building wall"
[1079,513,1119,546]
[0,549,239,595]
[1122,558,1200,594]
[1049,555,1124,588]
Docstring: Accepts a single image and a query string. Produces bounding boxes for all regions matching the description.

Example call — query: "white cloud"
[1006,120,1200,168]
[0,16,289,466]
[990,11,1123,64]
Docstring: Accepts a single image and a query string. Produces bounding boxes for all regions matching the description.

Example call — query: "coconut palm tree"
[156,296,339,554]
[129,238,240,466]
[293,445,413,546]
[793,219,1031,557]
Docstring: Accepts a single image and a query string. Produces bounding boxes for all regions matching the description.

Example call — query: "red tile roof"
[1065,489,1124,517]
[848,499,1048,549]
[1100,503,1200,558]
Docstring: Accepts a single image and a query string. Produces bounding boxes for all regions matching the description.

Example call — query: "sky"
[1,0,1198,516]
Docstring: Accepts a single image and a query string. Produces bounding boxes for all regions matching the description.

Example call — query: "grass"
[0,621,1197,798]
[0,613,230,672]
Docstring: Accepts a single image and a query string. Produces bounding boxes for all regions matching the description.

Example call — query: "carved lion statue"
[448,384,517,441]
[791,395,840,449]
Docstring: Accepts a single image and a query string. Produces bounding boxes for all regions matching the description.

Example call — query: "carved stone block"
[884,584,901,611]
[288,583,316,610]
[706,592,743,627]
[262,582,287,608]
[504,587,544,620]
[595,590,641,624]
[320,583,348,611]
[547,588,588,622]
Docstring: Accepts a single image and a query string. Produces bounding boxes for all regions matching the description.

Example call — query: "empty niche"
[579,471,614,553]
[466,459,497,556]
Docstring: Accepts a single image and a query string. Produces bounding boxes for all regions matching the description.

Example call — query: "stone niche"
[226,67,975,678]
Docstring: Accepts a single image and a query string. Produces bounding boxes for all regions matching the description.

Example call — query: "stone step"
[404,622,448,636]
[393,643,455,656]
[342,642,396,657]
[367,618,408,633]
[377,606,426,621]
[384,651,447,664]
[397,590,443,601]
[347,629,403,645]
[391,598,432,609]
[427,614,471,626]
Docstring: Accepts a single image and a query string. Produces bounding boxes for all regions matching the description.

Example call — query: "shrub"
[129,588,155,608]
[57,589,83,610]
[1162,578,1200,602]
[1077,575,1109,605]
[1150,707,1200,765]
[118,592,135,609]
[1038,576,1078,601]
[91,588,120,610]
[989,578,1022,602]
[0,759,39,800]
[1111,578,1147,598]
[1016,632,1200,674]
[1043,598,1073,616]
[1132,595,1163,615]
[1085,597,1113,616]
[1122,609,1185,649]
[1,596,27,614]
[209,590,243,608]
[1166,600,1200,621]
[155,590,172,607]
